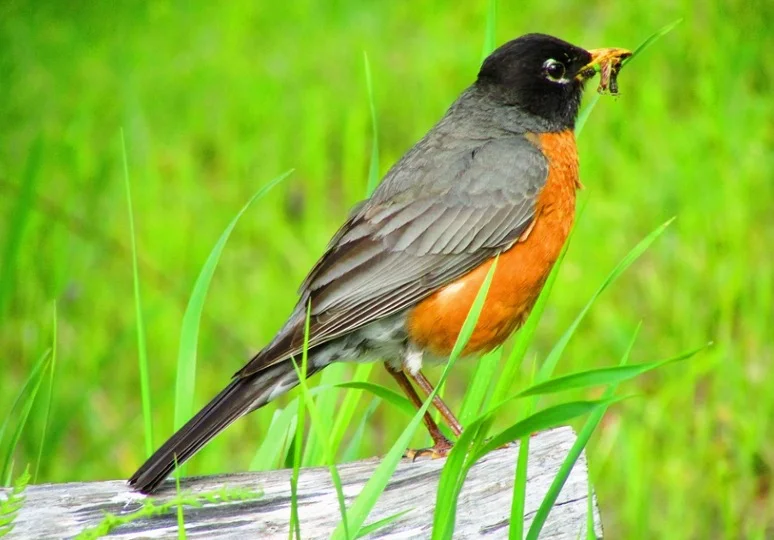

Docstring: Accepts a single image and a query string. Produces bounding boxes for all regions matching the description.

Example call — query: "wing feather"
[236,133,549,377]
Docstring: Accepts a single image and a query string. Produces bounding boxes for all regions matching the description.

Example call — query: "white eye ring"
[543,59,568,83]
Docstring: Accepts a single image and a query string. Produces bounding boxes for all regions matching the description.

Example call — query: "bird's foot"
[405,436,453,461]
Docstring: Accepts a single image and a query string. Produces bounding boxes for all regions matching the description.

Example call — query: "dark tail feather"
[129,359,310,494]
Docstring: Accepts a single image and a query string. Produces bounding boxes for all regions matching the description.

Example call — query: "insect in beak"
[577,47,632,95]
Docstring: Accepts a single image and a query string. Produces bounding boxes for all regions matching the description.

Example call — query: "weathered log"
[2,426,601,539]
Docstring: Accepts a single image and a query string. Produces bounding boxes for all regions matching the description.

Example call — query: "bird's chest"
[525,130,580,249]
[406,130,579,357]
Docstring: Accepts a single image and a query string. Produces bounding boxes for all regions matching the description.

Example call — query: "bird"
[129,33,631,494]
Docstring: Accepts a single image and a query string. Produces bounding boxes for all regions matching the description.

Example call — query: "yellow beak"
[577,47,632,79]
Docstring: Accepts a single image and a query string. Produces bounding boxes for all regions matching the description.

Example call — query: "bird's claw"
[404,437,453,461]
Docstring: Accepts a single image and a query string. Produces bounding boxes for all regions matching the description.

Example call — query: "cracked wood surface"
[2,426,602,539]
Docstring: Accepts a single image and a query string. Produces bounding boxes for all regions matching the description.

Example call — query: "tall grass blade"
[288,301,310,540]
[536,218,674,384]
[334,259,499,539]
[121,128,153,456]
[250,400,299,471]
[431,420,484,535]
[34,302,58,482]
[335,382,414,416]
[342,398,381,461]
[457,349,500,426]
[289,302,350,539]
[0,138,41,322]
[173,170,292,434]
[575,93,601,137]
[0,349,51,483]
[576,20,682,136]
[440,343,702,452]
[624,19,683,66]
[252,386,331,471]
[432,398,621,540]
[511,432,530,540]
[480,0,498,60]
[526,325,640,539]
[173,455,186,540]
[363,52,380,196]
[302,366,341,466]
[518,345,707,397]
[486,202,584,413]
[474,398,626,462]
[509,359,537,540]
[355,510,412,539]
[329,363,375,456]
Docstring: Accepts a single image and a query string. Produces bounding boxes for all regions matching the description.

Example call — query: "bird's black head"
[477,34,603,130]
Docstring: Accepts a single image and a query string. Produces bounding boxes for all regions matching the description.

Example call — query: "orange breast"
[406,131,580,357]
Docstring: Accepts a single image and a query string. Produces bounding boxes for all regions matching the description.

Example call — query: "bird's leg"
[408,370,464,438]
[384,363,452,459]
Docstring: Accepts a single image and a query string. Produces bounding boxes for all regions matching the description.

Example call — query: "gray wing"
[237,134,548,377]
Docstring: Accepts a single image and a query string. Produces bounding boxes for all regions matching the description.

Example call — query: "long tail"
[129,359,314,494]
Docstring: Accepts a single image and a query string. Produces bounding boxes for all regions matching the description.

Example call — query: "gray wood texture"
[2,426,602,539]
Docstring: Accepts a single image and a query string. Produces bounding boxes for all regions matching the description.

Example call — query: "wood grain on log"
[2,426,602,539]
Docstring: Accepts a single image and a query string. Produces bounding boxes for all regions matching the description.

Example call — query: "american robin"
[129,33,631,493]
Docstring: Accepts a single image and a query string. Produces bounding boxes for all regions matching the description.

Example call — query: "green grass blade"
[487,202,583,411]
[526,326,640,540]
[509,359,537,540]
[447,257,497,360]
[288,301,311,540]
[335,382,414,416]
[473,398,625,462]
[466,216,672,470]
[510,433,530,540]
[328,363,375,456]
[364,52,380,196]
[457,349,500,425]
[342,398,381,461]
[432,398,620,539]
[577,20,682,137]
[34,302,58,483]
[250,400,299,471]
[336,259,498,540]
[480,0,498,60]
[535,218,674,384]
[517,344,707,398]
[288,398,303,540]
[355,510,412,539]
[121,128,153,457]
[575,92,601,137]
[173,455,186,540]
[253,386,331,471]
[466,205,583,456]
[173,169,292,433]
[624,19,683,66]
[448,343,702,450]
[302,365,341,466]
[0,138,41,322]
[431,424,482,536]
[0,349,51,483]
[436,218,684,538]
[289,301,351,539]
[347,381,443,538]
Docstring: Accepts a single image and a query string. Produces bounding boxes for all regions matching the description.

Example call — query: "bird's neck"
[449,86,576,135]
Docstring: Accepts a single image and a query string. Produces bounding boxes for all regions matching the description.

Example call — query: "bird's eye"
[542,59,567,82]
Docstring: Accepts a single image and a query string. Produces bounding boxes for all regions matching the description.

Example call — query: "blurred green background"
[2,0,773,537]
